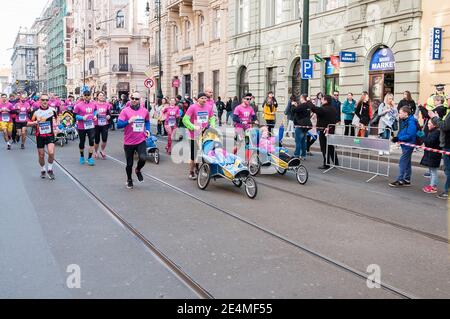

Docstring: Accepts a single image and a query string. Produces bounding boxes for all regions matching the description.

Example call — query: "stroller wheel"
[153,149,160,164]
[296,165,309,185]
[248,152,260,176]
[244,177,258,199]
[232,179,243,188]
[275,166,287,175]
[197,163,211,190]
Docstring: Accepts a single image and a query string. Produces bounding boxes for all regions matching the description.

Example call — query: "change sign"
[430,27,443,61]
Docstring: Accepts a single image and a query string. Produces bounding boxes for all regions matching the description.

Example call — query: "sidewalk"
[214,123,427,168]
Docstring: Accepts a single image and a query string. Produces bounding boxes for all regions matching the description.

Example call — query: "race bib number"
[197,111,209,125]
[98,115,107,126]
[84,120,94,129]
[168,117,176,127]
[1,113,10,122]
[133,119,145,132]
[39,121,52,135]
[19,113,27,122]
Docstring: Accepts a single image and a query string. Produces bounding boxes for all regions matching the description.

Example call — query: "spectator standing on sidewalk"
[355,91,372,137]
[421,120,442,194]
[389,106,418,188]
[331,91,342,124]
[285,95,296,138]
[398,91,417,116]
[216,97,225,126]
[292,94,313,159]
[262,91,278,134]
[429,99,450,199]
[225,98,233,125]
[310,95,339,169]
[342,93,356,136]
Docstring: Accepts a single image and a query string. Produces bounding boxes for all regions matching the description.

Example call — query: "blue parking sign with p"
[301,59,314,79]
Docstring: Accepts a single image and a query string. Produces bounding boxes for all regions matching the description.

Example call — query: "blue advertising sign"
[340,51,357,63]
[430,27,443,61]
[301,59,314,79]
[369,48,395,71]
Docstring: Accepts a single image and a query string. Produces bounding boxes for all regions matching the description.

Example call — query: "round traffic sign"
[144,78,154,89]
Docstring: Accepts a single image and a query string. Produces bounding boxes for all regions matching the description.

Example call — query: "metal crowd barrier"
[324,124,392,182]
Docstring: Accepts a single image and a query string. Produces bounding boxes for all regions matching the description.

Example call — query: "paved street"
[1,130,449,299]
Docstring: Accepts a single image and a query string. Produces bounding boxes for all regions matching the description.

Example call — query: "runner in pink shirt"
[117,92,151,189]
[162,97,181,155]
[49,93,62,113]
[94,92,112,159]
[182,92,216,180]
[232,93,258,155]
[73,91,97,166]
[0,93,14,150]
[14,93,32,149]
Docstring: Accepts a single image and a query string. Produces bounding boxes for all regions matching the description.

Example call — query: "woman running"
[14,93,32,149]
[94,92,112,159]
[162,97,181,155]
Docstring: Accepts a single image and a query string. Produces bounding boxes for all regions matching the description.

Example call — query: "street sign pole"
[301,0,310,96]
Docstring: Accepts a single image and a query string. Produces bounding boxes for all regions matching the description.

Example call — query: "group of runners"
[0,87,264,189]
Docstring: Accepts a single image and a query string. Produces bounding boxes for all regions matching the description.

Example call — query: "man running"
[117,92,150,189]
[14,93,32,149]
[94,92,112,160]
[0,93,14,150]
[28,94,58,180]
[182,92,216,180]
[74,91,97,166]
[233,93,257,155]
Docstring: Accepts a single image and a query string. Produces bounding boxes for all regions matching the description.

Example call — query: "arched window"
[238,66,249,100]
[198,15,205,44]
[116,11,125,28]
[184,20,192,49]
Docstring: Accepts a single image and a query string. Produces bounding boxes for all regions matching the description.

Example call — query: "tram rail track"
[156,135,449,245]
[28,134,418,298]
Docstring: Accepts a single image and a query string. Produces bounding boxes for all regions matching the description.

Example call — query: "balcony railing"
[112,64,133,73]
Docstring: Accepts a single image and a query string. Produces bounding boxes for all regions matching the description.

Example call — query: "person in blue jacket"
[342,93,356,136]
[389,106,418,187]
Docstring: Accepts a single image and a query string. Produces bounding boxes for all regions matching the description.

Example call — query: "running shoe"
[21,144,25,150]
[87,158,95,166]
[389,180,404,187]
[99,151,106,160]
[80,157,86,165]
[437,192,449,200]
[423,185,438,194]
[40,170,47,179]
[126,180,134,189]
[136,169,144,182]
[47,170,55,180]
[402,180,411,187]
[188,172,197,180]
[7,144,11,150]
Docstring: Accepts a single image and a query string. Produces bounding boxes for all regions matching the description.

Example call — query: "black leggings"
[124,141,147,181]
[95,125,109,144]
[266,120,276,134]
[79,129,95,149]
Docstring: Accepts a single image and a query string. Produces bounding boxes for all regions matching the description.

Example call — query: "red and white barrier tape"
[398,142,450,155]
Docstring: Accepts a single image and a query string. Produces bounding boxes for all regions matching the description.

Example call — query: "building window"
[172,25,179,52]
[198,72,204,94]
[265,0,283,27]
[119,47,128,71]
[116,11,125,28]
[212,8,221,39]
[267,67,277,95]
[213,70,220,100]
[293,0,300,20]
[184,20,192,49]
[198,15,205,44]
[88,0,92,10]
[238,66,249,99]
[88,29,92,40]
[26,35,33,45]
[238,0,250,33]
[26,50,34,62]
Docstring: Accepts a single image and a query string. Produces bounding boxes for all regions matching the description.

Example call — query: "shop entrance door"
[369,72,395,109]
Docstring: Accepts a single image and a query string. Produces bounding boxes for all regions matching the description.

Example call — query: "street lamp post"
[301,0,310,95]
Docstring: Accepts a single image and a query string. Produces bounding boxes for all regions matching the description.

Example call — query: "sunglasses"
[41,99,49,101]
[131,98,140,101]
[245,98,252,101]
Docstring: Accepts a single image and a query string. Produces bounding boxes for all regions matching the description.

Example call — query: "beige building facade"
[147,0,229,101]
[419,0,450,102]
[227,0,424,111]
[66,0,150,98]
